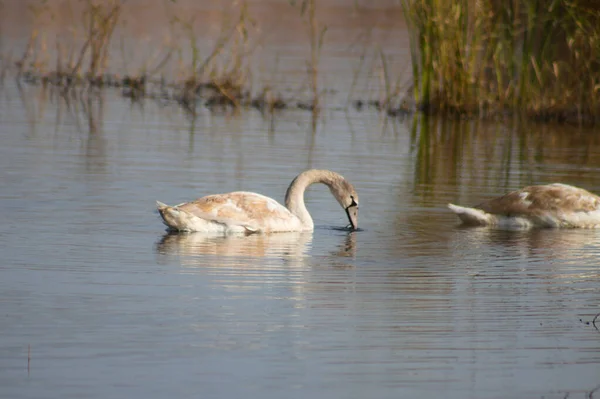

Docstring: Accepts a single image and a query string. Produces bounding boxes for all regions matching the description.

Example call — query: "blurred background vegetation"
[2,0,599,125]
[402,0,600,124]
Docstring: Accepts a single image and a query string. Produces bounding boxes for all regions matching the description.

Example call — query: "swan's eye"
[349,196,358,207]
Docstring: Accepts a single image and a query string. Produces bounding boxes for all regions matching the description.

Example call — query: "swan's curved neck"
[284,169,340,230]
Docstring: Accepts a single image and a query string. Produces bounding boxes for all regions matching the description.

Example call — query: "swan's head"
[330,179,359,230]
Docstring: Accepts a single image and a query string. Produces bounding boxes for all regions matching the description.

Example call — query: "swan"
[156,169,359,233]
[448,183,600,228]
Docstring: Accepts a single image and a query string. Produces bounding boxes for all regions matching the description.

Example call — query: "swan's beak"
[345,205,358,230]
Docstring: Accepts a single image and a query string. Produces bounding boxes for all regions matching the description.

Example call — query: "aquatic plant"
[9,0,293,115]
[16,0,124,89]
[170,1,257,112]
[401,0,600,124]
[289,0,328,113]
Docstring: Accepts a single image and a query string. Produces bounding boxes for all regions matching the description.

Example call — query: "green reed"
[401,0,600,124]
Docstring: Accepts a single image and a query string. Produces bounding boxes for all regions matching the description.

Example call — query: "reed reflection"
[409,114,600,202]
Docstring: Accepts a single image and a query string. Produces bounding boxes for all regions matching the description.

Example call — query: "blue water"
[1,80,599,399]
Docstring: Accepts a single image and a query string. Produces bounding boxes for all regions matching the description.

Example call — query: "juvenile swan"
[157,169,359,233]
[448,183,600,228]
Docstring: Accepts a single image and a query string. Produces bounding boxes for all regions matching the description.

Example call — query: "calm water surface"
[1,3,600,398]
[1,81,599,399]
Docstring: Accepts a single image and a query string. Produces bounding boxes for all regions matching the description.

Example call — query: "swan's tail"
[447,204,493,226]
[156,201,194,231]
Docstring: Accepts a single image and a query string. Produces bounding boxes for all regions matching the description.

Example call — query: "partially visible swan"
[448,183,600,228]
[157,169,359,233]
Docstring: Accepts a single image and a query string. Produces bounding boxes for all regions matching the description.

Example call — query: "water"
[2,3,600,398]
[1,82,599,399]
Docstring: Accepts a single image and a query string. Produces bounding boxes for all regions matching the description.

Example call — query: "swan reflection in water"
[155,229,359,271]
[155,231,315,270]
[450,226,600,281]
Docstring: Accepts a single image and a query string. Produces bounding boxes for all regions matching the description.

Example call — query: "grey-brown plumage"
[448,183,600,228]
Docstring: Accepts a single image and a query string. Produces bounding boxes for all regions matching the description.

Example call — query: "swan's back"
[449,183,600,228]
[476,184,600,216]
[182,192,291,223]
[159,191,304,233]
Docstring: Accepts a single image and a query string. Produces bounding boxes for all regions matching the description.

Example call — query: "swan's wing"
[476,184,600,216]
[177,191,293,231]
